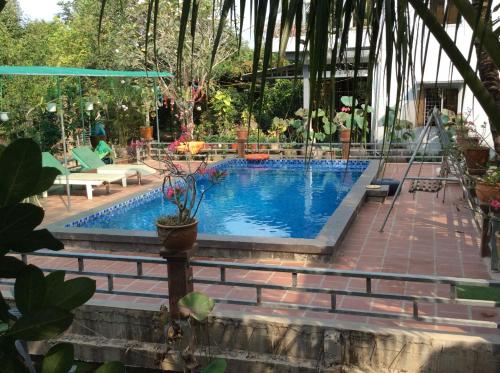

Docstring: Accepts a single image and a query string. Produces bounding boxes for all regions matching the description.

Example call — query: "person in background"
[91,112,107,137]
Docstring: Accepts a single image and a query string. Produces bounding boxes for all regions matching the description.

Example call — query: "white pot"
[85,102,94,111]
[47,102,57,113]
[0,112,9,122]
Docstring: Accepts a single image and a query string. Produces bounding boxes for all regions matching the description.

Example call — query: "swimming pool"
[52,159,377,260]
[66,159,367,238]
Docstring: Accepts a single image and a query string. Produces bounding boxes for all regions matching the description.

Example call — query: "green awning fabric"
[0,66,173,78]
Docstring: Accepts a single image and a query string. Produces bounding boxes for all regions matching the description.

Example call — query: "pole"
[57,77,71,211]
[154,81,161,164]
[78,77,85,146]
[379,108,437,232]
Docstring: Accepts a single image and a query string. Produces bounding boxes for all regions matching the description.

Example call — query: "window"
[423,87,459,124]
[430,0,459,24]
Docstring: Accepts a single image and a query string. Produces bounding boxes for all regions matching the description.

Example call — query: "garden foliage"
[0,139,124,372]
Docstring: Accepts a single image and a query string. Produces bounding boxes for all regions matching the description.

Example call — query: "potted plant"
[463,140,490,175]
[475,166,500,203]
[236,125,249,141]
[268,135,280,151]
[156,153,227,253]
[282,142,296,158]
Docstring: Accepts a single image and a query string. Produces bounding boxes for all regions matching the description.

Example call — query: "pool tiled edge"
[48,159,378,262]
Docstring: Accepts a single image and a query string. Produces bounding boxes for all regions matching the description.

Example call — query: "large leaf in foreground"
[44,277,96,311]
[7,307,73,341]
[178,291,215,322]
[14,265,45,315]
[95,361,126,373]
[0,204,44,238]
[5,229,64,253]
[41,343,74,373]
[0,139,42,207]
[0,255,26,278]
[202,358,227,373]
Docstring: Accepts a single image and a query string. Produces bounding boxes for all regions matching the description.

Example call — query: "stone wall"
[29,300,500,372]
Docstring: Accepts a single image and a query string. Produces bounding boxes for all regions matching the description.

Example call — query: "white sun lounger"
[42,152,128,199]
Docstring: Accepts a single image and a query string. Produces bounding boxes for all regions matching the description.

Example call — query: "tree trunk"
[472,0,500,155]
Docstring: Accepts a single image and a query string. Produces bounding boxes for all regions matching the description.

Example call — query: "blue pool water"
[72,160,366,238]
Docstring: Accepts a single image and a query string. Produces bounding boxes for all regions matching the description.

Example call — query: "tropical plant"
[166,291,226,372]
[119,0,500,159]
[294,107,336,142]
[477,165,500,186]
[156,151,227,225]
[210,90,237,135]
[0,138,124,372]
[381,107,415,143]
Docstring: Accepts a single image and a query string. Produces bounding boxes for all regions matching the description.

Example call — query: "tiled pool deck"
[22,162,498,334]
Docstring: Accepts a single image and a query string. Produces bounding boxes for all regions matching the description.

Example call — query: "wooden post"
[237,139,246,158]
[341,142,350,159]
[160,245,196,319]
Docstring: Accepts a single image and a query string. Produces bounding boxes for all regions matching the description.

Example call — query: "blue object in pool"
[71,160,367,239]
[373,178,400,196]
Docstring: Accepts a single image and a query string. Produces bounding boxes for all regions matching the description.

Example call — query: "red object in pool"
[245,154,270,161]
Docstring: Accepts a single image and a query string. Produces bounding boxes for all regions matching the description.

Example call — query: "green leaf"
[0,256,26,278]
[354,115,367,129]
[202,358,227,373]
[0,204,44,239]
[95,361,126,373]
[44,277,96,311]
[360,104,373,113]
[73,362,94,373]
[0,139,43,207]
[14,265,45,315]
[6,229,64,253]
[7,307,73,341]
[178,291,215,322]
[340,96,357,107]
[0,291,10,323]
[41,343,74,373]
[30,167,60,197]
[323,122,336,135]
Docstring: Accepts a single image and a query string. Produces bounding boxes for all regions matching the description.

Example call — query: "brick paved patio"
[15,162,498,334]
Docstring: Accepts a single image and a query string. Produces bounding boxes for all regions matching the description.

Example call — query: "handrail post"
[160,244,196,319]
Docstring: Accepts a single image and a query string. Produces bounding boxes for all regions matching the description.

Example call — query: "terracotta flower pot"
[237,128,249,141]
[231,143,238,150]
[140,126,154,141]
[475,182,500,203]
[463,147,489,175]
[340,128,351,142]
[156,219,198,252]
[457,136,479,149]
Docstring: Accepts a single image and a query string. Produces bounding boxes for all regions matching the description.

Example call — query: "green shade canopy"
[0,65,173,78]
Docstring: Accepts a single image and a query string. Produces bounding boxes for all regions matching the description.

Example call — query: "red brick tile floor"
[5,162,497,335]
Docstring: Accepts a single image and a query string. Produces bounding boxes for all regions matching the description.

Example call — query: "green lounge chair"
[42,152,127,199]
[71,146,156,184]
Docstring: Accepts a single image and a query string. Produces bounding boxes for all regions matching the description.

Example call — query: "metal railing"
[2,250,498,329]
[148,141,444,161]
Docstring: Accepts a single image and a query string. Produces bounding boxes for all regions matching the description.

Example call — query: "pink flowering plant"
[157,153,227,226]
[490,199,500,212]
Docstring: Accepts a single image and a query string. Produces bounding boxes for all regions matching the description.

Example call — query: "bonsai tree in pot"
[155,150,227,252]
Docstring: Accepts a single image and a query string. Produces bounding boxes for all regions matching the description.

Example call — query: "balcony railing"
[2,250,498,330]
